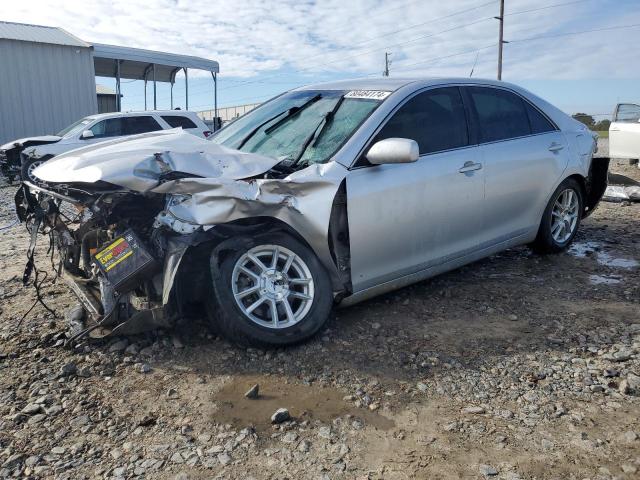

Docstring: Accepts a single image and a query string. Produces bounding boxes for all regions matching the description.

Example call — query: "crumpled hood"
[1,135,61,150]
[31,129,280,191]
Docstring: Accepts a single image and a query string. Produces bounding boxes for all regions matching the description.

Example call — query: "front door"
[610,103,640,159]
[346,86,485,293]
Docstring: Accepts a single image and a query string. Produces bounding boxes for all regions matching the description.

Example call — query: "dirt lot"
[0,145,638,479]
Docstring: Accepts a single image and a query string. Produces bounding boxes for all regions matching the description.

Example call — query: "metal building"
[0,22,97,144]
[0,21,220,145]
[96,84,120,113]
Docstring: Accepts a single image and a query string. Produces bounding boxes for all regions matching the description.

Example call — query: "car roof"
[294,76,517,92]
[85,110,196,121]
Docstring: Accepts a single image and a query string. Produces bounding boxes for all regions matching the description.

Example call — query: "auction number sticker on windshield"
[344,90,391,100]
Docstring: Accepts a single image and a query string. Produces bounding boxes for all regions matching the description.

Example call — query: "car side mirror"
[80,130,94,139]
[366,138,419,165]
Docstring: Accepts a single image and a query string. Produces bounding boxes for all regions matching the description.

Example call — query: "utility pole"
[383,52,391,77]
[496,0,505,80]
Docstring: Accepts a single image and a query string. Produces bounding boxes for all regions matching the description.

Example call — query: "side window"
[467,87,531,142]
[525,101,556,134]
[373,87,468,155]
[124,116,162,135]
[90,118,123,138]
[614,104,640,123]
[162,115,198,129]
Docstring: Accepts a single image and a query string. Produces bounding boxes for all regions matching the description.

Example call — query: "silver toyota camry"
[17,77,608,346]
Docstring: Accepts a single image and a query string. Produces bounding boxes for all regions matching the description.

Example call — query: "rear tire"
[206,232,333,347]
[531,178,584,254]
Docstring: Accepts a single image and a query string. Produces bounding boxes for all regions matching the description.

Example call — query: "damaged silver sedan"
[16,78,609,346]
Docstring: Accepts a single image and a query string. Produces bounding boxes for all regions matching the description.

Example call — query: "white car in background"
[1,110,212,183]
[609,103,640,163]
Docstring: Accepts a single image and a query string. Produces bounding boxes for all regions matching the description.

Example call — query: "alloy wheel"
[231,244,315,329]
[551,188,579,243]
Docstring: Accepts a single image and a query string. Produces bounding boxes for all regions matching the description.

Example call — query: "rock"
[621,464,638,474]
[508,314,518,321]
[619,379,631,395]
[541,439,554,450]
[462,406,486,414]
[613,349,632,362]
[167,387,178,398]
[622,431,638,443]
[298,440,311,453]
[108,339,128,353]
[51,446,66,455]
[21,403,42,415]
[69,415,90,428]
[2,454,25,469]
[479,464,498,476]
[627,373,640,391]
[271,408,290,424]
[416,382,428,392]
[139,363,152,374]
[217,452,232,466]
[170,452,184,464]
[245,384,259,399]
[60,362,77,376]
[281,432,298,444]
[124,343,140,355]
[318,426,332,439]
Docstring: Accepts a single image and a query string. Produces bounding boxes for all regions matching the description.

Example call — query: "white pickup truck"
[609,103,640,164]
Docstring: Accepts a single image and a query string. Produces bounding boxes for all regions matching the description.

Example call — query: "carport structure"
[92,43,219,116]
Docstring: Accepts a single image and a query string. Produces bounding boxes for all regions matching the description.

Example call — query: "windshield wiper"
[237,94,322,149]
[289,95,345,168]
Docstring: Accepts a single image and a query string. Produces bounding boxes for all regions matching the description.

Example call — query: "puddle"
[212,377,395,433]
[589,275,622,285]
[569,242,638,269]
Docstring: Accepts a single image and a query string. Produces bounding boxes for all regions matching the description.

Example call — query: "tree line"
[571,113,610,132]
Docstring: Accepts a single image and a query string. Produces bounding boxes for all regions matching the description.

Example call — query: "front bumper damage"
[15,139,347,341]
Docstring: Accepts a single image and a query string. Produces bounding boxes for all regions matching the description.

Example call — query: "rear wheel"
[531,178,583,253]
[206,232,333,347]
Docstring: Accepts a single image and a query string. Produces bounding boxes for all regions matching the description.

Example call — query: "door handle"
[458,161,482,173]
[610,128,620,132]
[548,142,564,152]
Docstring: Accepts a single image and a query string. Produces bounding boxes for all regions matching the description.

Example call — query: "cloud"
[4,0,639,81]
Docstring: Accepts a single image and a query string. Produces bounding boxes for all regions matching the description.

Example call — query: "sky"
[3,0,640,118]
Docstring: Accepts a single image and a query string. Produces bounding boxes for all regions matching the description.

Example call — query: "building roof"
[0,21,90,47]
[92,43,219,82]
[96,84,116,95]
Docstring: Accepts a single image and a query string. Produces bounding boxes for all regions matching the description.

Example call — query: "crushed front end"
[15,181,174,339]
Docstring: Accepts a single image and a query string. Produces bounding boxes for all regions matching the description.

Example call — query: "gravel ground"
[0,141,638,479]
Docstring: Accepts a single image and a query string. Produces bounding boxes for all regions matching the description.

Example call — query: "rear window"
[467,87,531,143]
[125,116,162,135]
[162,115,198,129]
[524,102,556,134]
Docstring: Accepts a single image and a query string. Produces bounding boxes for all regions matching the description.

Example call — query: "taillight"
[203,131,213,138]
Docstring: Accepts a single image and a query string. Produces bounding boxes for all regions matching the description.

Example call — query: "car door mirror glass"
[80,130,94,139]
[366,138,419,165]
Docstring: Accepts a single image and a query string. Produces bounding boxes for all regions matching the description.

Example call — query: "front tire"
[206,232,333,347]
[21,157,46,183]
[531,178,583,253]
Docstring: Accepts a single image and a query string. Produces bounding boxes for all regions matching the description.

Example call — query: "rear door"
[464,86,570,243]
[346,86,485,292]
[123,115,163,135]
[609,103,640,159]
